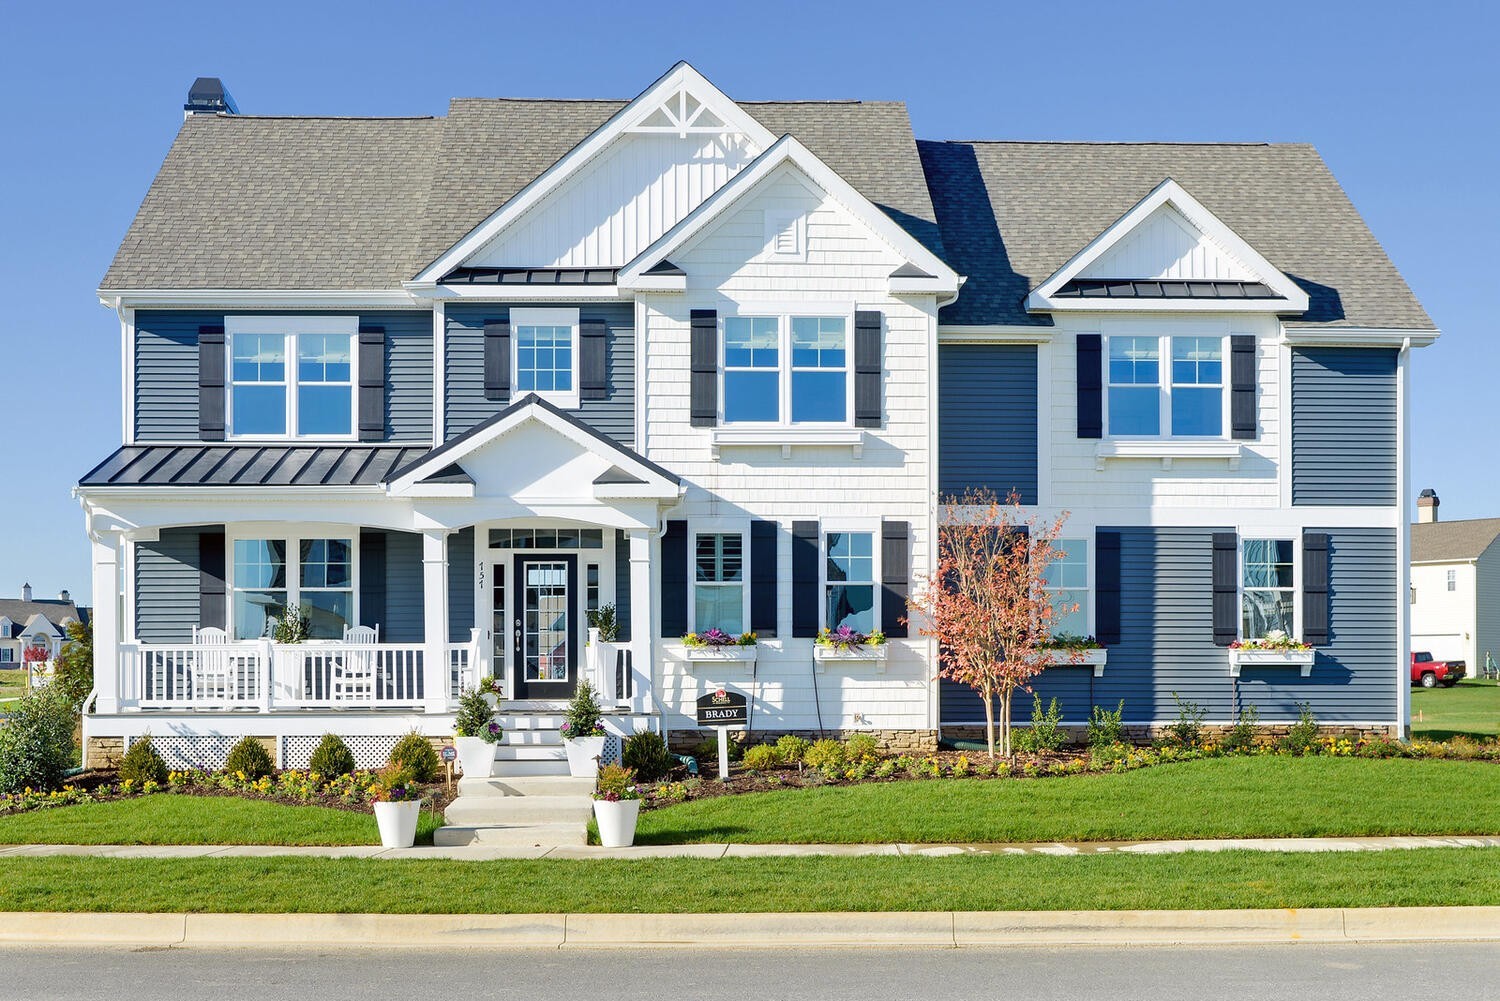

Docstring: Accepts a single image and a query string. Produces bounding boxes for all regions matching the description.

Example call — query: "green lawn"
[3,849,1500,913]
[636,756,1500,845]
[1412,677,1500,740]
[0,667,25,705]
[0,795,442,846]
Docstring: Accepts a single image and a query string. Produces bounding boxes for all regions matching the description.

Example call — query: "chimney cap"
[1419,489,1440,502]
[58,589,70,602]
[184,77,238,116]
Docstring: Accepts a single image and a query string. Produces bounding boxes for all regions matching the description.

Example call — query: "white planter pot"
[455,736,496,779]
[593,798,641,848]
[565,735,607,778]
[373,800,421,849]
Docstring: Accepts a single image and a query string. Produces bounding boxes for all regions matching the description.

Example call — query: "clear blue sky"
[1,0,1492,605]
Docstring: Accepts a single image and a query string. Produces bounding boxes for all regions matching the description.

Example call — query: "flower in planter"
[816,626,886,650]
[592,764,641,802]
[683,628,736,648]
[1039,633,1101,651]
[1229,629,1311,652]
[369,765,423,803]
[736,631,758,647]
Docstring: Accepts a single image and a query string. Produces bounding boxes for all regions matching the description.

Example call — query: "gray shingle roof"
[102,99,941,290]
[1412,519,1500,563]
[0,599,83,637]
[919,141,1433,330]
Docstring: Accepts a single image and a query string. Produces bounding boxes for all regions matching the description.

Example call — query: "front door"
[511,555,578,700]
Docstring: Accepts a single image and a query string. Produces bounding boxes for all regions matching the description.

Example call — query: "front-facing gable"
[1027,178,1309,314]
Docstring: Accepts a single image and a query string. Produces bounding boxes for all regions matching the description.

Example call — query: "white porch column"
[628,527,654,713]
[91,530,122,713]
[422,528,451,714]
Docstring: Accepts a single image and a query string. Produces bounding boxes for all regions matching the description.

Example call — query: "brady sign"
[696,687,748,727]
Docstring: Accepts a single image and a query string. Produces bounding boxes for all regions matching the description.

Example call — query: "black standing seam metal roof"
[439,266,620,285]
[385,393,682,487]
[78,445,430,488]
[1054,279,1281,299]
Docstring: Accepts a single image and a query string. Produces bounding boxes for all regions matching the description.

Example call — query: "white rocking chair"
[332,624,380,705]
[191,626,235,705]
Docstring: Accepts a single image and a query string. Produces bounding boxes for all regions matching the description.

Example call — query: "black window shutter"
[198,529,226,630]
[360,531,387,630]
[483,318,510,401]
[690,309,718,427]
[791,520,820,638]
[881,520,910,637]
[1212,532,1239,647]
[854,310,883,428]
[1303,532,1330,646]
[357,325,385,441]
[198,325,226,441]
[750,520,778,636]
[1077,333,1103,439]
[580,318,608,400]
[1095,530,1121,645]
[660,520,688,637]
[1230,334,1257,440]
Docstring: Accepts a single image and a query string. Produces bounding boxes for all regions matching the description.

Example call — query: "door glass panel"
[524,562,569,683]
[491,563,506,677]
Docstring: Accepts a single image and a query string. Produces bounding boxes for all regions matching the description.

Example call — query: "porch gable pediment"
[385,395,680,505]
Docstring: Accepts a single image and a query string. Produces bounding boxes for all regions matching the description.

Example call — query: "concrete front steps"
[435,716,593,847]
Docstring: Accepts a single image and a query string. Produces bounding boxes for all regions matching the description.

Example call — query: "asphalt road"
[0,943,1494,1000]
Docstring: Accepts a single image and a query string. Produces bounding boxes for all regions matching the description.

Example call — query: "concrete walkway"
[2,834,1499,860]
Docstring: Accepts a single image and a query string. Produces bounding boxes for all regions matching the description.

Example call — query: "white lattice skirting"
[281,734,406,770]
[125,735,237,770]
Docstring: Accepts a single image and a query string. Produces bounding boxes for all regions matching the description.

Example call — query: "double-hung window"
[227,316,356,438]
[0,648,14,664]
[825,531,875,633]
[694,533,745,634]
[512,307,579,409]
[1447,569,1457,592]
[1046,539,1090,637]
[722,314,850,425]
[1241,538,1295,639]
[231,536,355,640]
[1105,332,1225,438]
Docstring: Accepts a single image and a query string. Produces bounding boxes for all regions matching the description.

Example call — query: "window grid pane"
[1107,336,1161,436]
[825,532,875,632]
[1170,335,1223,437]
[1241,538,1295,639]
[516,325,574,394]
[791,317,846,424]
[1045,539,1089,636]
[724,317,780,423]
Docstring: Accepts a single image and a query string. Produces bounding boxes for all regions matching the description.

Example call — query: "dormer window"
[227,316,357,439]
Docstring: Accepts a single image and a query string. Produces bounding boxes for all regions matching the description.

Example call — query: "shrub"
[118,734,169,788]
[774,733,811,764]
[308,734,356,777]
[454,689,500,742]
[561,680,605,740]
[51,619,94,713]
[1166,693,1206,750]
[1221,704,1260,754]
[0,687,75,794]
[272,605,309,644]
[1280,702,1319,755]
[1014,695,1065,753]
[741,743,784,771]
[586,603,619,642]
[1086,700,1126,751]
[802,738,846,771]
[224,737,274,780]
[844,731,881,763]
[691,737,743,763]
[622,731,675,781]
[388,732,439,782]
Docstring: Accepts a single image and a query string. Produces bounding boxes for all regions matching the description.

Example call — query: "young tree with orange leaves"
[909,489,1079,757]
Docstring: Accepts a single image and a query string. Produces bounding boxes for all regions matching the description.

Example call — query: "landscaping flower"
[1229,629,1312,651]
[817,625,886,650]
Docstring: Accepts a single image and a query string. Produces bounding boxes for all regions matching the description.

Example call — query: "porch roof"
[79,444,426,488]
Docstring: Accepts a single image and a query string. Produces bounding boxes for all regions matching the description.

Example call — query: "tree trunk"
[999,688,1012,758]
[983,689,996,759]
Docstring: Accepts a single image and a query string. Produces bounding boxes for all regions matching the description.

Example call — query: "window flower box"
[813,628,889,672]
[679,630,758,670]
[1228,647,1315,678]
[1042,646,1108,678]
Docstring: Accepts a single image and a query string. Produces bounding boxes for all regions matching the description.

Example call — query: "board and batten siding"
[1291,347,1397,506]
[133,310,434,443]
[940,526,1399,725]
[134,527,204,643]
[937,343,1037,503]
[443,302,635,446]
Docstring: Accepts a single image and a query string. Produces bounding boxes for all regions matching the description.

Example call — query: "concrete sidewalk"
[1,834,1499,860]
[3,906,1500,949]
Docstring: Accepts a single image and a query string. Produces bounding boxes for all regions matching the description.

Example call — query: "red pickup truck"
[1412,651,1466,688]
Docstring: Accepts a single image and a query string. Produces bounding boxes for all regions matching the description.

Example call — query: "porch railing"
[118,639,479,712]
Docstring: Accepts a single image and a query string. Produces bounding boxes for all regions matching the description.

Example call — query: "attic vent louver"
[184,77,238,119]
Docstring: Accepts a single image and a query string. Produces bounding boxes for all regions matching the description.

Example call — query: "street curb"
[4,907,1500,948]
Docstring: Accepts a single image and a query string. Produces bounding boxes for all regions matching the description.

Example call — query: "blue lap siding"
[134,527,205,643]
[1291,347,1397,506]
[940,526,1399,727]
[133,310,433,443]
[443,302,635,446]
[937,343,1038,503]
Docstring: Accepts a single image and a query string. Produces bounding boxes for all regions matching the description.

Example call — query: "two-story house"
[77,65,1435,771]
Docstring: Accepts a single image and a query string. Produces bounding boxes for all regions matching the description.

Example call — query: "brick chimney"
[1417,488,1440,524]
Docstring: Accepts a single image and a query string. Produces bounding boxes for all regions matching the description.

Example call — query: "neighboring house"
[1410,490,1500,675]
[0,583,89,673]
[77,65,1435,770]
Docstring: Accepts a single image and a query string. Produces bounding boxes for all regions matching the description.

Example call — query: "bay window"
[231,535,355,640]
[694,532,745,634]
[1241,538,1295,639]
[722,313,850,425]
[1105,332,1226,438]
[1047,539,1090,637]
[227,316,357,438]
[825,531,875,633]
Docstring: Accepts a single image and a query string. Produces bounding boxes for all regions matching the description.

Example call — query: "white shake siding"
[644,170,936,733]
